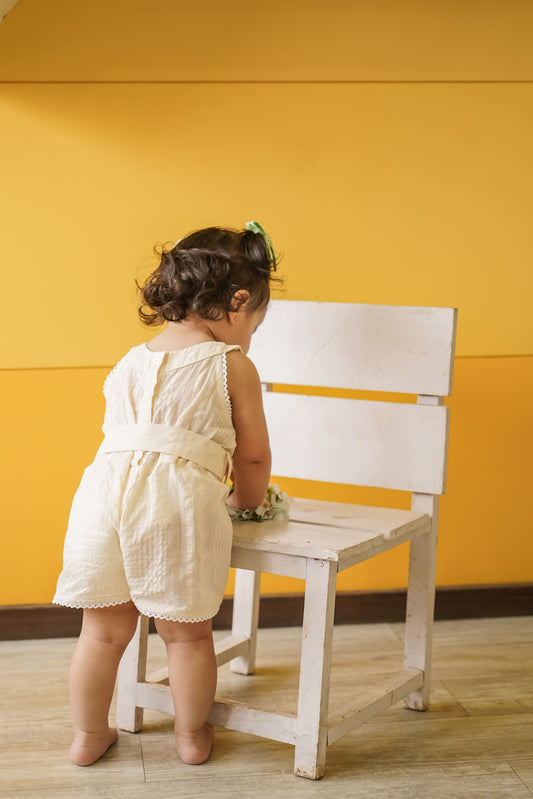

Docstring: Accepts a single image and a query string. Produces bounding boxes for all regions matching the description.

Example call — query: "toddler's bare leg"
[155,618,216,765]
[69,602,139,766]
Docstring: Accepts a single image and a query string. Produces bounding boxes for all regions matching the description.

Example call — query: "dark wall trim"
[1,584,532,641]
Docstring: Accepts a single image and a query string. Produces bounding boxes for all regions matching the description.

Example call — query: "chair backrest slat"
[265,392,449,494]
[250,301,457,396]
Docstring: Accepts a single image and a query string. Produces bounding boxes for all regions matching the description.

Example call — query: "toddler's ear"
[230,289,251,313]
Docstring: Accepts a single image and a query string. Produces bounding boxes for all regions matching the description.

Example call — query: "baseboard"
[1,584,532,640]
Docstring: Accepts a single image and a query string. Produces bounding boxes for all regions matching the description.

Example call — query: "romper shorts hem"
[52,595,221,624]
[52,596,132,610]
[139,611,216,623]
[134,597,225,623]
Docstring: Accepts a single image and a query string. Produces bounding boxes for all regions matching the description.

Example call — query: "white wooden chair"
[116,300,457,779]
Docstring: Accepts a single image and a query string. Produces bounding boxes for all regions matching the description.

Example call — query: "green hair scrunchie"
[245,220,277,271]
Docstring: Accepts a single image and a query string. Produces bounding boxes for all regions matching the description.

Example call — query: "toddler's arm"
[226,350,271,510]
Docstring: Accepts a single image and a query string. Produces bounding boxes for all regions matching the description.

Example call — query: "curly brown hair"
[137,226,280,326]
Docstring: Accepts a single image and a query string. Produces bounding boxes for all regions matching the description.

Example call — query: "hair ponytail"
[137,225,280,326]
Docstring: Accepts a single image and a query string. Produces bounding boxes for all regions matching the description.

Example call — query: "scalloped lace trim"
[222,352,232,413]
[141,611,214,623]
[102,362,121,396]
[53,598,214,623]
[53,598,131,610]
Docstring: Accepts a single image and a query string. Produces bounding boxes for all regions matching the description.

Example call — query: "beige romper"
[53,341,240,622]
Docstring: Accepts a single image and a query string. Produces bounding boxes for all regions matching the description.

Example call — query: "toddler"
[53,222,278,767]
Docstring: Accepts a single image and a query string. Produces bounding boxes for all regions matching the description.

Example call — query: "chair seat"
[231,497,431,572]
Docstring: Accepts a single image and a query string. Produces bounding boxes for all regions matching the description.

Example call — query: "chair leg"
[116,614,149,732]
[230,568,261,675]
[404,494,439,711]
[294,558,337,780]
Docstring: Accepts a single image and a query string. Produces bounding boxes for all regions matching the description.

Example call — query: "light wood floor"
[1,616,532,798]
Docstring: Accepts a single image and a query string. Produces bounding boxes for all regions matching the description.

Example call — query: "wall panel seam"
[1,80,533,86]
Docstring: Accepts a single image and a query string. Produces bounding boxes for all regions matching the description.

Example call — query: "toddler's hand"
[226,484,291,522]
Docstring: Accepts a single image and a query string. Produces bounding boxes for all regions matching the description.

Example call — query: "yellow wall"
[1,0,532,603]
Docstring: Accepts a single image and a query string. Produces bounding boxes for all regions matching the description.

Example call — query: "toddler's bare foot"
[175,723,214,765]
[69,726,118,766]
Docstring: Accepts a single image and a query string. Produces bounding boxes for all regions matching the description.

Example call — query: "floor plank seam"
[387,622,404,647]
[440,679,471,717]
[139,734,148,784]
[506,760,533,796]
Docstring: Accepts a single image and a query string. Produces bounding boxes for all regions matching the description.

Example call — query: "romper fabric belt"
[99,423,230,481]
